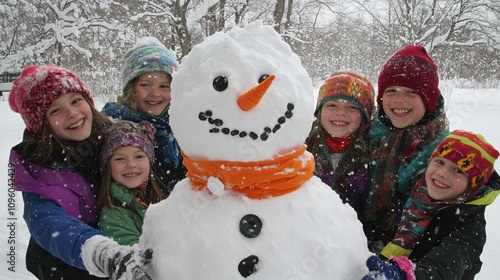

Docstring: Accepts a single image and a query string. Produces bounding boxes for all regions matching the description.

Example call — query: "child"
[102,37,186,192]
[305,70,374,214]
[98,120,167,246]
[8,65,152,280]
[363,130,500,280]
[361,45,450,250]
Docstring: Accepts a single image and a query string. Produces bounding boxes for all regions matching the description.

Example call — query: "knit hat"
[430,130,499,189]
[121,37,178,92]
[9,65,93,135]
[377,45,440,114]
[100,121,156,173]
[315,70,375,121]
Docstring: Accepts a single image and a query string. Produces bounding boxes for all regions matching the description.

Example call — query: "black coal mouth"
[198,103,294,141]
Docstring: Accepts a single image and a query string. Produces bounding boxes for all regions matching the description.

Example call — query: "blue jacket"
[10,148,101,269]
[102,102,186,192]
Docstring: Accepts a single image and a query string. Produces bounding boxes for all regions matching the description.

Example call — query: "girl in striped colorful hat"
[364,130,500,280]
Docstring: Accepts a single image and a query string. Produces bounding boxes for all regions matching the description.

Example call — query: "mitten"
[362,255,416,280]
[81,235,153,280]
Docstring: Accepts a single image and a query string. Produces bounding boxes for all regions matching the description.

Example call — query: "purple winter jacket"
[9,148,101,269]
[10,149,97,223]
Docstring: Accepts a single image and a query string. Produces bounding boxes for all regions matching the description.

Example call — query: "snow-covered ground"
[0,86,499,279]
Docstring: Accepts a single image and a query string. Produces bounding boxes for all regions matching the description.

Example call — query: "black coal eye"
[258,74,270,84]
[213,76,228,91]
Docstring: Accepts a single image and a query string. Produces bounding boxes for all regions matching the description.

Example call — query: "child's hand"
[82,235,153,280]
[362,255,415,280]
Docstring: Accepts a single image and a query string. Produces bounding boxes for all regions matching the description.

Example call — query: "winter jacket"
[101,102,186,192]
[363,103,449,246]
[99,183,147,246]
[410,171,500,279]
[9,147,102,270]
[313,146,370,214]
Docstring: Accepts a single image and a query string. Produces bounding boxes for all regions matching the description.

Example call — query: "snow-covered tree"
[1,0,498,97]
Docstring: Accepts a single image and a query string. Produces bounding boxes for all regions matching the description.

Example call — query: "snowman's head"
[170,21,314,162]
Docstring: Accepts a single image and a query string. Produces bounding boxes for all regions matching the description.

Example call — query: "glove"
[81,235,153,280]
[362,255,415,280]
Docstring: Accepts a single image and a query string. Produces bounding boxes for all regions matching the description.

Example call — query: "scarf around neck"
[182,145,315,199]
[363,112,449,238]
[381,176,484,258]
[325,133,351,153]
[102,102,182,169]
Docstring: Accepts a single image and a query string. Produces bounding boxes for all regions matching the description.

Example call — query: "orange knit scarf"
[182,145,315,199]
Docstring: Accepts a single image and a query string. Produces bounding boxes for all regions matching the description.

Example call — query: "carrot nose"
[237,75,275,111]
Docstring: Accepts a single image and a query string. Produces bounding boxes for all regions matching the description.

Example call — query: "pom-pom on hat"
[431,130,499,189]
[9,65,93,135]
[315,70,375,121]
[121,37,178,93]
[100,120,156,173]
[377,45,440,114]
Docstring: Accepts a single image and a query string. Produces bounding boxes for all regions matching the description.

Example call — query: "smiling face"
[382,86,426,128]
[134,72,172,116]
[425,156,469,201]
[170,23,314,162]
[110,146,151,189]
[46,93,93,141]
[320,99,362,138]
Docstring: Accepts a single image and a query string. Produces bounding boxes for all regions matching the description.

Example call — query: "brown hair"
[97,160,168,229]
[19,95,112,165]
[305,109,372,190]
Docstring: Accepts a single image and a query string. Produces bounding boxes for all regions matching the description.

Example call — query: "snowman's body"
[141,177,369,279]
[139,21,371,279]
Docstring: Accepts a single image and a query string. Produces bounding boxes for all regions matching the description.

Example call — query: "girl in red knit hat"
[305,70,375,216]
[361,45,450,250]
[363,130,500,280]
[8,65,153,280]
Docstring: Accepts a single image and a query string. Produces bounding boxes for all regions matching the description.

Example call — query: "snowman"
[139,21,371,279]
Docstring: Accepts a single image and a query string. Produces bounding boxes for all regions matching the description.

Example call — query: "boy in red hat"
[363,130,500,279]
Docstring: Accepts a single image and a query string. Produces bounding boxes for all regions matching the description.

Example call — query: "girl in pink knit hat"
[8,65,153,280]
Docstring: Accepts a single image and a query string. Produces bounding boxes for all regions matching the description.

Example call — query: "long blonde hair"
[117,74,172,112]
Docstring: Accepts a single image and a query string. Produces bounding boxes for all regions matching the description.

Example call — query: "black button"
[238,255,259,278]
[239,214,262,238]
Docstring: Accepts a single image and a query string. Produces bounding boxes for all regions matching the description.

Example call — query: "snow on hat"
[100,120,156,173]
[377,45,440,114]
[121,37,178,93]
[9,65,93,135]
[431,130,499,189]
[315,70,375,121]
